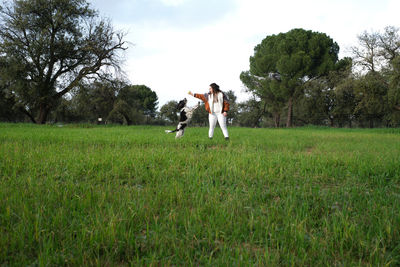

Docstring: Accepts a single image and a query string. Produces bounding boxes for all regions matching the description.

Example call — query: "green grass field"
[1,123,399,266]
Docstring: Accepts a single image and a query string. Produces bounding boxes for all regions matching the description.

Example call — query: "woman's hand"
[223,112,227,117]
[188,91,193,96]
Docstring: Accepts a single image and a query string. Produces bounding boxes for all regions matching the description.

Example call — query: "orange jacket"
[194,92,230,114]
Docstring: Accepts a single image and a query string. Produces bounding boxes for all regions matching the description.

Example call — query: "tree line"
[240,27,400,128]
[1,0,399,127]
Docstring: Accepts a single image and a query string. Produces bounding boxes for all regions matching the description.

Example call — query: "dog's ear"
[177,100,185,110]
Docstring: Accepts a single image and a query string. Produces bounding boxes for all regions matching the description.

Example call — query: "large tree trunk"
[286,97,293,127]
[122,113,132,125]
[37,104,50,124]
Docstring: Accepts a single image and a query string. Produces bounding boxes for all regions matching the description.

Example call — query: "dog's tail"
[165,129,177,134]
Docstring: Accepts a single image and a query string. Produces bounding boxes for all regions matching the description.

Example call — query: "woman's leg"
[217,113,229,138]
[208,113,218,138]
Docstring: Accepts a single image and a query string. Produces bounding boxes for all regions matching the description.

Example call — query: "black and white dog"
[165,98,200,138]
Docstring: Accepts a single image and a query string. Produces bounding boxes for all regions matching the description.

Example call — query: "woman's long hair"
[210,83,221,98]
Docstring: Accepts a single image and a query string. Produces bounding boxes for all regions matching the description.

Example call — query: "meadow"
[0,123,399,266]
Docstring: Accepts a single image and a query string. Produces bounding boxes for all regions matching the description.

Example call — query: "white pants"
[209,113,229,138]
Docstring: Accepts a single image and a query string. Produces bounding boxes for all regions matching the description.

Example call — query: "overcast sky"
[89,0,399,108]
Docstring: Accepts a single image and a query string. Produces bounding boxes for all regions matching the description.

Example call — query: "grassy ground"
[0,123,399,266]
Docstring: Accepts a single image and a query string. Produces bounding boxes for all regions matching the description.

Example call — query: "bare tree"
[351,30,381,72]
[378,26,400,63]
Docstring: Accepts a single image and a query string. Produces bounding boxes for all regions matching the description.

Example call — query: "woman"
[188,83,229,140]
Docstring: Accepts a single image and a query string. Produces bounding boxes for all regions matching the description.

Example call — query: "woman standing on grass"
[188,83,230,140]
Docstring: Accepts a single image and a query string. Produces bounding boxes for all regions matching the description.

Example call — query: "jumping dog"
[165,98,200,138]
